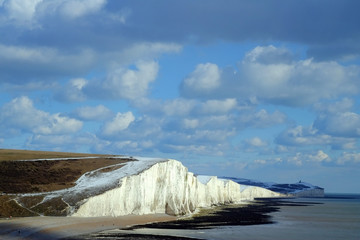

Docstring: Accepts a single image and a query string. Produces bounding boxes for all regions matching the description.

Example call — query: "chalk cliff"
[72,159,282,217]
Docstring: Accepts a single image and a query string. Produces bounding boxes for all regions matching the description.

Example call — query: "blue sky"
[0,0,359,193]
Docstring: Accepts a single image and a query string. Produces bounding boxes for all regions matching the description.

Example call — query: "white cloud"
[0,44,95,81]
[162,98,196,116]
[199,98,237,114]
[117,42,182,64]
[58,0,106,19]
[180,46,360,106]
[102,111,135,136]
[181,63,221,97]
[286,152,303,166]
[183,118,199,129]
[337,152,360,165]
[1,0,43,27]
[246,137,268,147]
[307,150,331,163]
[35,113,82,135]
[73,105,113,121]
[133,98,197,117]
[241,137,269,153]
[99,61,159,99]
[285,150,330,166]
[314,111,360,138]
[0,0,106,28]
[314,98,354,114]
[276,125,357,150]
[199,115,235,130]
[244,45,294,64]
[55,78,88,102]
[108,8,132,24]
[238,109,286,128]
[0,96,83,137]
[254,159,267,165]
[26,132,98,152]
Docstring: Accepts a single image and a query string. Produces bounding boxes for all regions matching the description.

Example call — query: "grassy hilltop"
[0,149,106,161]
[0,149,130,218]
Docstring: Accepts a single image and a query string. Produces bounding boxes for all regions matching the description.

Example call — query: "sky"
[0,0,359,193]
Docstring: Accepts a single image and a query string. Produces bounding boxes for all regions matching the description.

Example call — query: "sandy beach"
[0,214,176,240]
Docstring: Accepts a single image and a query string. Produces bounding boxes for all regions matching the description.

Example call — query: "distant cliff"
[221,177,325,198]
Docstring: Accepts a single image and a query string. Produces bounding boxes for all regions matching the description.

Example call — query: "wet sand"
[0,214,176,240]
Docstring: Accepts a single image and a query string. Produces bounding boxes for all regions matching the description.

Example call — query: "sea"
[120,193,360,240]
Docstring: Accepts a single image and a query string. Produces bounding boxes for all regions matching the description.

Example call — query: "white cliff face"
[72,159,281,217]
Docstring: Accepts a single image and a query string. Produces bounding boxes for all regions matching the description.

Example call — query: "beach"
[0,214,176,240]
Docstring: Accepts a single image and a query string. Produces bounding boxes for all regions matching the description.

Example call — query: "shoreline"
[0,198,323,240]
[74,198,313,239]
[0,214,176,240]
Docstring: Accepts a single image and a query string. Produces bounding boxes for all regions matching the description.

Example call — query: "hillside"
[0,149,133,217]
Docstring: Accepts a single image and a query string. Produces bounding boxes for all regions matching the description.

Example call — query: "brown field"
[0,149,133,217]
[0,157,131,194]
[0,149,110,161]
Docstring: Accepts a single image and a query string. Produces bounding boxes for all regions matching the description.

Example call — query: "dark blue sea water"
[129,194,360,240]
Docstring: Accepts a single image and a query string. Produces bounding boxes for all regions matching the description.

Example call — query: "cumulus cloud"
[313,98,354,114]
[276,125,358,150]
[246,137,268,148]
[0,96,82,137]
[57,0,107,19]
[0,0,107,28]
[308,150,331,163]
[116,42,182,64]
[182,118,199,129]
[180,46,360,106]
[241,137,269,153]
[26,132,98,152]
[238,109,286,129]
[101,111,135,137]
[244,45,294,64]
[132,98,196,117]
[0,44,95,82]
[314,112,360,138]
[0,0,43,27]
[313,98,360,138]
[199,98,237,114]
[85,61,159,100]
[337,152,360,165]
[55,78,88,102]
[180,63,221,98]
[285,150,331,166]
[73,105,113,121]
[134,98,238,117]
